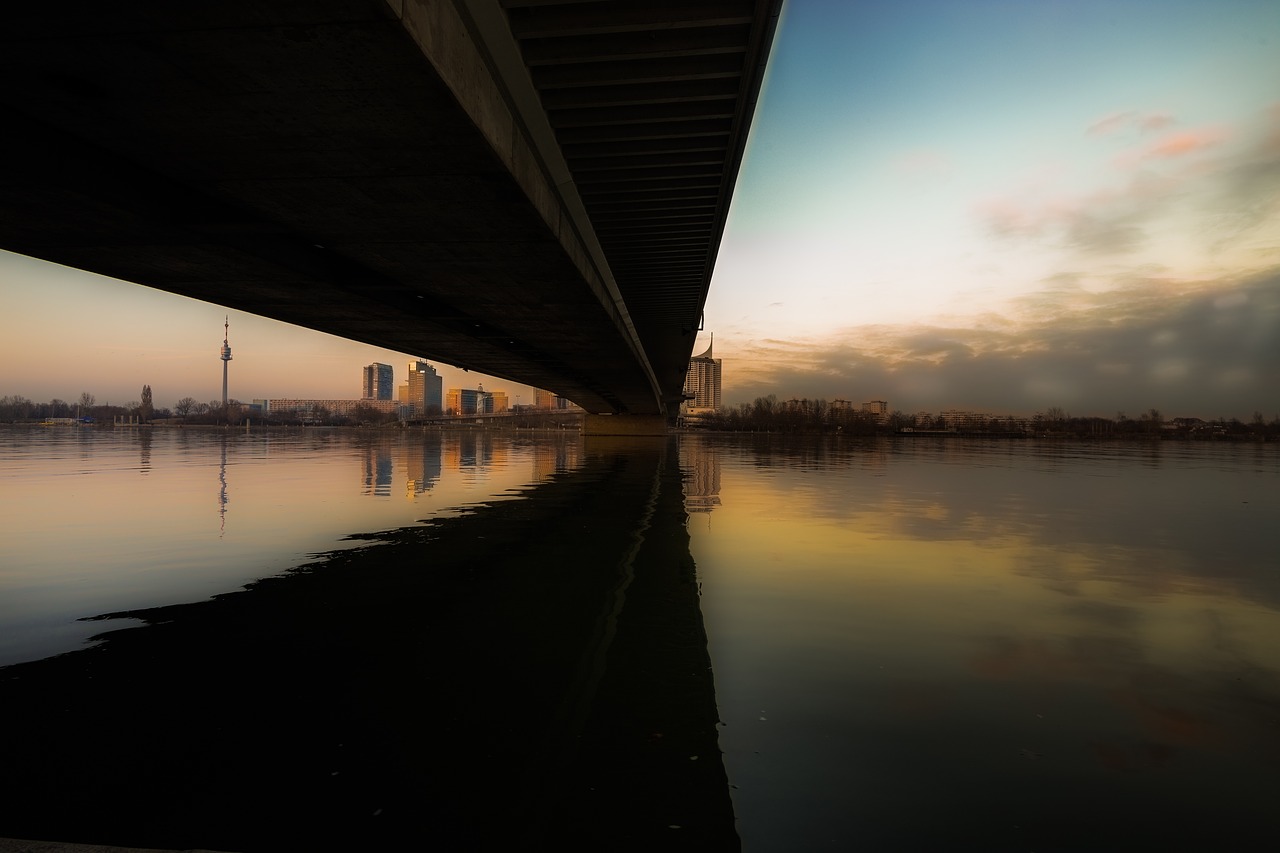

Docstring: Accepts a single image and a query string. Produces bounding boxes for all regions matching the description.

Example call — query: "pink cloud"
[1146,128,1225,158]
[1113,126,1228,169]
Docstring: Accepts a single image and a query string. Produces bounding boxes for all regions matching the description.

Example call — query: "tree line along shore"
[681,396,1280,439]
[4,391,1278,439]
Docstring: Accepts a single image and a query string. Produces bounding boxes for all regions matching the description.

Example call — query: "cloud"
[1066,215,1147,254]
[1086,110,1176,137]
[1087,111,1136,136]
[1208,103,1280,241]
[975,177,1167,254]
[979,106,1280,260]
[1113,126,1228,168]
[719,270,1280,418]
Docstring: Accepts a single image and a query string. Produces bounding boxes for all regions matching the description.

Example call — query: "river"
[1,426,1278,850]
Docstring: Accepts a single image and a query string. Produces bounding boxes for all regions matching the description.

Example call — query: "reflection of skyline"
[0,435,737,850]
[356,438,444,498]
[443,433,489,473]
[362,446,393,497]
[531,438,580,483]
[679,439,721,514]
[404,436,443,498]
[351,434,589,501]
[137,429,152,475]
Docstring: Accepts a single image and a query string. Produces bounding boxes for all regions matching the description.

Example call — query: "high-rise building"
[266,398,398,418]
[446,388,481,416]
[400,360,442,416]
[362,363,394,400]
[534,388,554,410]
[682,337,722,413]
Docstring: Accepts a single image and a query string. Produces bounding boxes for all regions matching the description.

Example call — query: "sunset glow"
[3,0,1277,417]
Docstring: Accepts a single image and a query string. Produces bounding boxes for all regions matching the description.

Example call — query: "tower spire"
[220,316,233,409]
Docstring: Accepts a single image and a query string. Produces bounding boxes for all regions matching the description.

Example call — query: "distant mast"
[220,316,233,408]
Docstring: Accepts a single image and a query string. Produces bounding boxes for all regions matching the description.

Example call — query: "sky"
[3,0,1279,418]
[0,251,540,410]
[705,0,1280,417]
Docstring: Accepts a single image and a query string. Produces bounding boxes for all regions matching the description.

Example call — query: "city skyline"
[0,255,542,410]
[2,1,1279,418]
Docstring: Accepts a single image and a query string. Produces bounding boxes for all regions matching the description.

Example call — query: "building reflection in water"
[443,432,484,474]
[404,434,443,497]
[679,437,722,515]
[531,436,581,482]
[361,445,394,497]
[352,433,592,502]
[0,433,737,850]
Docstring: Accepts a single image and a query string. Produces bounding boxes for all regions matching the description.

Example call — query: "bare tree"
[1140,408,1163,434]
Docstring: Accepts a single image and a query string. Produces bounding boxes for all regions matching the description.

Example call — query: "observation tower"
[220,317,232,408]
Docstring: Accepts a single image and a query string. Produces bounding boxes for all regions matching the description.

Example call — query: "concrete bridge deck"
[0,1,782,415]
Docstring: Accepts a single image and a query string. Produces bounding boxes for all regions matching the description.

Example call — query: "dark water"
[1,427,1278,850]
[685,435,1280,851]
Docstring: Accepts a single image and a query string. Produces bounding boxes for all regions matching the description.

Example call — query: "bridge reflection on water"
[0,430,736,852]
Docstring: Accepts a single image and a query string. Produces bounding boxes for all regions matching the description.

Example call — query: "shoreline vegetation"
[681,395,1280,440]
[3,391,1277,440]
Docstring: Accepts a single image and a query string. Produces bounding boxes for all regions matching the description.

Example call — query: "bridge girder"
[0,0,782,414]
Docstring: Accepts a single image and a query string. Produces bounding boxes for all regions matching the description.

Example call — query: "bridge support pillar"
[582,413,668,437]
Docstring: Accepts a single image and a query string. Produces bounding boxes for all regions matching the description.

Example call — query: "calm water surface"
[683,435,1280,850]
[3,427,1279,849]
[0,426,580,666]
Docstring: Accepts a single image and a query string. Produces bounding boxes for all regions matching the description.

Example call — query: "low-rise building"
[266,398,399,419]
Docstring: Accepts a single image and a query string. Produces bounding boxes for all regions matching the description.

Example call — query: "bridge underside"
[0,1,780,414]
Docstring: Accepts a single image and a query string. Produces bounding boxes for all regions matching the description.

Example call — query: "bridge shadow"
[0,437,736,852]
